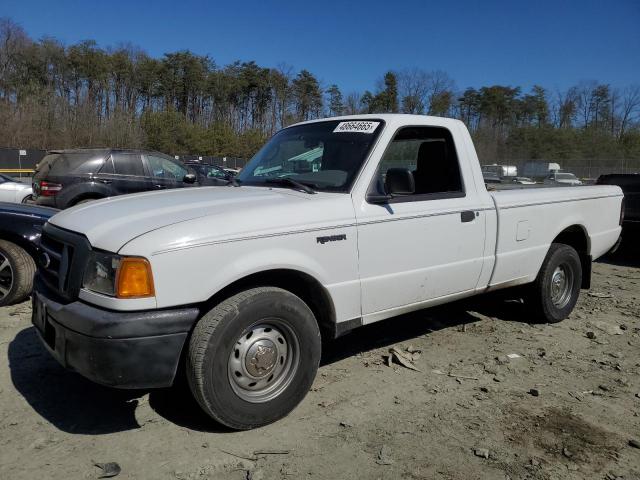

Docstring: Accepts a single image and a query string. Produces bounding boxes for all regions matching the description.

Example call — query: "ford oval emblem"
[41,252,51,268]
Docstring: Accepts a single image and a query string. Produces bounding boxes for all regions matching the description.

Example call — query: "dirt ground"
[1,243,639,480]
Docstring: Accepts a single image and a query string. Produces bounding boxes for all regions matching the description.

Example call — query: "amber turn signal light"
[116,257,155,298]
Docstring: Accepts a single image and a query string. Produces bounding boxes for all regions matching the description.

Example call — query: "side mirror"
[183,173,197,184]
[366,168,415,204]
[385,168,415,196]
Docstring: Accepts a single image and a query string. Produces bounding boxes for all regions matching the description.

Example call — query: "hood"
[49,186,343,252]
[0,201,58,219]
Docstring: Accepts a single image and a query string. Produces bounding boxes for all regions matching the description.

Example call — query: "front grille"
[38,223,92,302]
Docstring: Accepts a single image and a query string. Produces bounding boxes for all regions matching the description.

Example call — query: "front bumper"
[32,279,200,389]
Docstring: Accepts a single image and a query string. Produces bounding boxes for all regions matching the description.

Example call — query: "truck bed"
[486,185,623,289]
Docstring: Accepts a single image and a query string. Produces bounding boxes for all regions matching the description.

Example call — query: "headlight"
[83,251,120,296]
[83,252,155,298]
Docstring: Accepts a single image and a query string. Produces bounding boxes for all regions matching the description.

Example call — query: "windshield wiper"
[263,178,317,194]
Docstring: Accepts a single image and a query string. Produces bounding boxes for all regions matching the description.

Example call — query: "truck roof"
[47,148,157,155]
[290,113,465,130]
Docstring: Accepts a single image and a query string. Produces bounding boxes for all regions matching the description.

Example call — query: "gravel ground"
[1,244,639,480]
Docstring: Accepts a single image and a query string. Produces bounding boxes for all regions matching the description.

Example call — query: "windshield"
[237,119,384,192]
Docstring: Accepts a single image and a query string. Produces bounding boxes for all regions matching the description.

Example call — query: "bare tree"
[397,67,429,113]
[425,70,455,115]
[344,91,361,115]
[551,87,579,128]
[0,17,31,100]
[618,85,640,138]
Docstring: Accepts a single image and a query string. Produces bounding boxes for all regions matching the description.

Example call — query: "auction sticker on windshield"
[333,121,380,134]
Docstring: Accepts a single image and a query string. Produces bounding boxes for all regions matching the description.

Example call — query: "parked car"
[543,172,582,186]
[223,167,241,176]
[32,149,198,209]
[483,172,502,184]
[32,114,622,430]
[597,174,640,231]
[0,174,33,204]
[510,176,536,185]
[183,161,234,186]
[0,202,56,306]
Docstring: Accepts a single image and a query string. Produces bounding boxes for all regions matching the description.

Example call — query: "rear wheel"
[0,240,36,307]
[187,287,321,430]
[526,243,582,323]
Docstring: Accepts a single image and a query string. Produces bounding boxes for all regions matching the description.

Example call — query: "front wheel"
[186,287,321,430]
[526,243,582,323]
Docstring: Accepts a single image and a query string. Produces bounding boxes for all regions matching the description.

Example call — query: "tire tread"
[0,240,36,306]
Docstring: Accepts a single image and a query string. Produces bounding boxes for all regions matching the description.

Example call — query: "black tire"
[0,240,36,307]
[526,243,582,323]
[187,287,321,430]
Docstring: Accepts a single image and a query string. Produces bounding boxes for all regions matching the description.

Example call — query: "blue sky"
[3,0,639,94]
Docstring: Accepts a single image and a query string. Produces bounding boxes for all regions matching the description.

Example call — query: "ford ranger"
[32,115,623,430]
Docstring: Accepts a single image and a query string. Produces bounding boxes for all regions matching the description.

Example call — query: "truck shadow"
[150,295,534,432]
[8,327,145,434]
[8,295,534,434]
[600,230,640,268]
[321,294,530,366]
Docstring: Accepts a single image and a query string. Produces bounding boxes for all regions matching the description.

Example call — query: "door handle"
[98,179,112,184]
[460,210,476,223]
[154,184,167,189]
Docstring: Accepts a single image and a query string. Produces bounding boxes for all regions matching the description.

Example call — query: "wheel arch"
[69,191,105,206]
[550,224,591,289]
[59,181,110,208]
[0,231,39,258]
[199,268,337,340]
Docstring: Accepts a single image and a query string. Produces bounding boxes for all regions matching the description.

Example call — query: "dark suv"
[33,149,197,209]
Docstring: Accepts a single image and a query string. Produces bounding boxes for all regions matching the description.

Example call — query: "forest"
[1,18,639,170]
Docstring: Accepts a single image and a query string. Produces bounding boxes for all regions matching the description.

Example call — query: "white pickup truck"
[32,115,623,429]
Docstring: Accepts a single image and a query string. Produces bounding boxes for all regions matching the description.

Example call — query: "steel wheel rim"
[0,252,13,300]
[550,263,573,308]
[227,319,300,403]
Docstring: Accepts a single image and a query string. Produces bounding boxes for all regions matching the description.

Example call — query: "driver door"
[356,126,486,320]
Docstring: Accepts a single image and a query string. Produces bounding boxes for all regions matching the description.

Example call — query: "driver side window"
[375,126,464,199]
